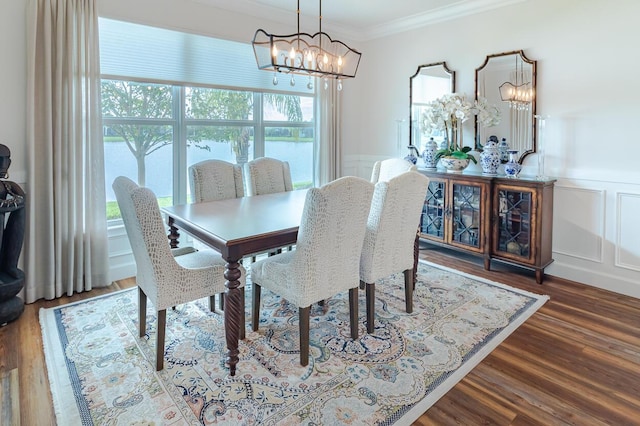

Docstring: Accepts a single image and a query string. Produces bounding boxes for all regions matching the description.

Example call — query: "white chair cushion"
[244,157,293,196]
[189,159,244,202]
[370,158,417,183]
[251,176,374,307]
[360,171,429,283]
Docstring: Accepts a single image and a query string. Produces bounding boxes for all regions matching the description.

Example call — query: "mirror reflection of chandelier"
[251,0,361,91]
[499,55,533,110]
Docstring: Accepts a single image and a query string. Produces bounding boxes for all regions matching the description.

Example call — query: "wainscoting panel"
[107,223,136,282]
[553,186,605,262]
[616,191,640,271]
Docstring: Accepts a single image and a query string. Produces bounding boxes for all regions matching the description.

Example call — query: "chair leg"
[359,279,365,290]
[219,293,225,311]
[156,309,166,371]
[299,306,310,366]
[365,282,375,334]
[138,287,147,337]
[209,295,215,312]
[404,269,414,313]
[252,284,261,331]
[349,287,359,340]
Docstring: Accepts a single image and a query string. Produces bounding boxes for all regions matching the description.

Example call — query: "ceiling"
[193,0,525,41]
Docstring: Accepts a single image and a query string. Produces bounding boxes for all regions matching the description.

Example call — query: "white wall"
[343,0,640,297]
[3,0,639,297]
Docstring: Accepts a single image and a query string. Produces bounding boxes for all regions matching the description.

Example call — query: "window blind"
[99,18,313,95]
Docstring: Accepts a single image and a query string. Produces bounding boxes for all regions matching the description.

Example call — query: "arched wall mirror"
[475,50,537,163]
[410,62,455,149]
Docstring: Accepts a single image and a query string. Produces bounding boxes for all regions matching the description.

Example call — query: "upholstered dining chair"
[113,176,245,371]
[360,171,430,334]
[251,176,375,366]
[188,159,245,202]
[244,157,293,196]
[370,158,417,183]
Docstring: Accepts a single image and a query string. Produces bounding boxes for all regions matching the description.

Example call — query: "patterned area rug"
[40,260,548,425]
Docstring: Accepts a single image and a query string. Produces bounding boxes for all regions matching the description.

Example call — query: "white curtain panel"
[314,80,342,186]
[25,0,109,303]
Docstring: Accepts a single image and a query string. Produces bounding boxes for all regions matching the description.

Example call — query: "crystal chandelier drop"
[499,55,534,110]
[251,0,361,91]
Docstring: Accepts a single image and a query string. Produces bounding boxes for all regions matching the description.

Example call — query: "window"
[100,19,316,221]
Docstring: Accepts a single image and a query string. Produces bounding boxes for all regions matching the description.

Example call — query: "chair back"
[293,176,374,303]
[360,171,430,283]
[370,158,417,183]
[112,176,177,302]
[189,159,244,202]
[244,157,293,196]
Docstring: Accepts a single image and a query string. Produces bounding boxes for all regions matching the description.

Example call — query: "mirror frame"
[409,62,455,148]
[474,50,537,163]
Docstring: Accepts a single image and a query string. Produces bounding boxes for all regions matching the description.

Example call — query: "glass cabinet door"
[496,188,532,258]
[451,183,482,248]
[421,180,445,241]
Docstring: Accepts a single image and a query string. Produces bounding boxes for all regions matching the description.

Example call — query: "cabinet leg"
[535,269,544,284]
[484,257,491,271]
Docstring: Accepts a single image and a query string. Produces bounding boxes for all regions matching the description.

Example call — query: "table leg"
[413,227,419,287]
[167,216,179,248]
[224,259,243,376]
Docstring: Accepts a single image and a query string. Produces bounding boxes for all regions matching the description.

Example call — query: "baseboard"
[547,260,640,299]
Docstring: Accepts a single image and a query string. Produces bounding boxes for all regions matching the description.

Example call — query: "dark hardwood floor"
[1,246,639,425]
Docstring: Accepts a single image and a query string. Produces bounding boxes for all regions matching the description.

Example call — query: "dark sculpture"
[0,144,26,325]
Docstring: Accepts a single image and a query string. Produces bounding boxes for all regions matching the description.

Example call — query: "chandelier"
[251,0,361,91]
[499,55,533,110]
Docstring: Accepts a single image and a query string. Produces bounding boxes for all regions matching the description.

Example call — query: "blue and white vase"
[480,140,500,176]
[404,145,419,165]
[504,150,522,178]
[498,138,510,162]
[421,137,438,170]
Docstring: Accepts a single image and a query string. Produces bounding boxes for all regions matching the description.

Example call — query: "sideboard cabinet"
[418,170,555,283]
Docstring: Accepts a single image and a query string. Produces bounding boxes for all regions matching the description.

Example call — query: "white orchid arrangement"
[422,93,501,163]
[474,96,502,128]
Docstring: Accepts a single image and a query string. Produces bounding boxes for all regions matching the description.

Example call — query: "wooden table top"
[162,188,309,260]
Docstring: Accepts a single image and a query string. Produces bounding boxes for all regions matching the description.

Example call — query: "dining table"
[161,188,309,376]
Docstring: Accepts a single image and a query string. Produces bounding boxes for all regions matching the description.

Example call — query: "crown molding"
[191,0,528,42]
[350,0,528,41]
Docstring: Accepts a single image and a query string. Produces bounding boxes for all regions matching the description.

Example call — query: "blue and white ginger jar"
[421,137,438,170]
[480,140,500,176]
[498,138,510,162]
